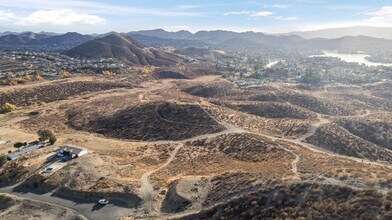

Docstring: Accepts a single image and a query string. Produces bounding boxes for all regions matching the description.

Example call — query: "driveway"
[0,185,133,220]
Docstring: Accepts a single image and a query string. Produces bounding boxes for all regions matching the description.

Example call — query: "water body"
[315,51,392,67]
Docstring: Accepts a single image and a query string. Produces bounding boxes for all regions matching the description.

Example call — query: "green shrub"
[38,130,54,142]
[0,154,7,167]
[0,103,16,113]
[14,142,27,148]
[49,136,57,145]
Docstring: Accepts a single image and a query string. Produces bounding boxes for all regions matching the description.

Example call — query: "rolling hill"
[128,29,193,39]
[0,32,49,45]
[288,26,392,40]
[66,34,183,66]
[301,35,392,51]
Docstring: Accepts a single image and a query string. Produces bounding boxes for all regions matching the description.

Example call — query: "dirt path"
[139,144,183,214]
[138,124,246,146]
[295,113,329,142]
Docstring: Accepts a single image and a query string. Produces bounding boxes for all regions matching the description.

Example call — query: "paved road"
[0,154,134,220]
[0,185,132,220]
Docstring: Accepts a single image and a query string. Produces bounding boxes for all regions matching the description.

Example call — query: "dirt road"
[139,144,183,214]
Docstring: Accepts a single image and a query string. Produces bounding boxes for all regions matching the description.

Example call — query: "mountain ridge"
[66,34,184,66]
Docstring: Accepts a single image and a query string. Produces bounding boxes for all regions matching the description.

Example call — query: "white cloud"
[224,11,273,17]
[14,9,105,26]
[177,5,205,10]
[251,11,274,17]
[0,0,204,17]
[0,10,16,21]
[272,5,289,9]
[224,11,253,16]
[364,6,392,25]
[275,16,299,20]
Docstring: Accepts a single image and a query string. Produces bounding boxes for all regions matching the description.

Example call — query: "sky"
[0,0,392,34]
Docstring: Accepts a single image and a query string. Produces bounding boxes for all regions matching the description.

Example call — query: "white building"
[58,145,88,158]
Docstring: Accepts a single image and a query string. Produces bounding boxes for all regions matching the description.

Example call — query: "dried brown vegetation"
[181,183,392,220]
[69,102,225,141]
[0,79,133,106]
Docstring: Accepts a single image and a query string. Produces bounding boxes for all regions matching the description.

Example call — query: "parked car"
[99,199,109,205]
[57,153,64,157]
[43,168,53,174]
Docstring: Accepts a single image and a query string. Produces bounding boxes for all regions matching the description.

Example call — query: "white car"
[44,168,53,174]
[99,199,109,205]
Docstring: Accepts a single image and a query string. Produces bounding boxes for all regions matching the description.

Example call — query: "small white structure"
[7,141,46,160]
[58,145,88,158]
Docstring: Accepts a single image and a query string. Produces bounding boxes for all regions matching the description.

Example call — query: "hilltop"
[66,34,183,66]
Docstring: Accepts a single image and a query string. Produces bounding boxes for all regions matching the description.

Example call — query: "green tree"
[14,142,27,148]
[38,130,54,142]
[303,70,321,84]
[49,136,57,145]
[0,154,7,167]
[1,103,16,113]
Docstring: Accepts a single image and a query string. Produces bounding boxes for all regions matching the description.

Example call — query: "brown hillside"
[66,34,183,66]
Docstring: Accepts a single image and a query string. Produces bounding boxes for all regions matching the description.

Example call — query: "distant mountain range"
[0,32,93,50]
[66,34,183,66]
[287,26,392,40]
[0,31,58,37]
[127,34,208,48]
[128,29,193,39]
[300,35,392,51]
[1,27,392,53]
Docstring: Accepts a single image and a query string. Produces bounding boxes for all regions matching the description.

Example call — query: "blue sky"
[0,0,391,34]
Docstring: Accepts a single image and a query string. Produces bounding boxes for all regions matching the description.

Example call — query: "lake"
[315,51,392,67]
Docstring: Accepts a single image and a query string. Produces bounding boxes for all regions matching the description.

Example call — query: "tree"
[1,103,16,113]
[49,136,57,145]
[14,142,27,148]
[302,70,321,84]
[33,75,44,81]
[38,130,54,142]
[59,71,71,77]
[0,154,7,167]
[24,75,32,81]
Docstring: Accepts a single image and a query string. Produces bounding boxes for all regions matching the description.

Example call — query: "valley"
[1,70,392,219]
[0,9,392,218]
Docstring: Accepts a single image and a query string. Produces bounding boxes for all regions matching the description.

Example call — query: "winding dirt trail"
[139,144,183,214]
[295,113,329,142]
[137,108,376,214]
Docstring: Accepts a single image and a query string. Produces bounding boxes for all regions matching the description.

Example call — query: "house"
[7,141,46,160]
[58,145,87,158]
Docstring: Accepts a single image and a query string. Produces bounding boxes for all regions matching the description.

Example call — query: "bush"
[33,75,44,81]
[101,71,113,76]
[15,77,27,84]
[140,67,154,74]
[14,142,27,148]
[0,154,7,167]
[59,71,71,77]
[24,75,32,81]
[49,136,57,145]
[1,103,17,113]
[38,130,54,142]
[303,70,321,84]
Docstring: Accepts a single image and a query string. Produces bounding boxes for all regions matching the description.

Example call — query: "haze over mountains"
[1,26,392,53]
[288,26,392,40]
[0,32,93,50]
